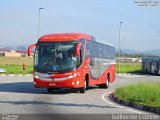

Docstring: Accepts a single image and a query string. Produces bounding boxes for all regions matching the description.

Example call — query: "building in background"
[4,50,21,57]
[0,49,29,57]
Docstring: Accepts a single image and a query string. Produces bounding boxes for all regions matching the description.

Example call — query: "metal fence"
[0,57,33,66]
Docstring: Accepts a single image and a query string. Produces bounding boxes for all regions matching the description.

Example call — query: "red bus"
[28,33,116,93]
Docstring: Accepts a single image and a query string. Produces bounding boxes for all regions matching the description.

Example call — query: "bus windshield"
[34,41,77,73]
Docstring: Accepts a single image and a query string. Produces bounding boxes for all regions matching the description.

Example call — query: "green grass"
[115,82,160,108]
[0,65,33,74]
[116,63,141,73]
[0,57,33,74]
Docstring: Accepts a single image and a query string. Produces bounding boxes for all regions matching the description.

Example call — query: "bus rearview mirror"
[28,44,36,56]
[76,43,82,56]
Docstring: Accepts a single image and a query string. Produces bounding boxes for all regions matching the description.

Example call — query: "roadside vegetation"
[0,65,33,74]
[0,57,33,74]
[115,82,160,108]
[116,63,141,73]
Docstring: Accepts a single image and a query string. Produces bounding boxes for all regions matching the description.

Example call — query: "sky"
[0,0,160,51]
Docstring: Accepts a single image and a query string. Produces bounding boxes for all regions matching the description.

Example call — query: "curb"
[0,74,32,76]
[116,73,142,75]
[116,73,131,76]
[109,93,160,114]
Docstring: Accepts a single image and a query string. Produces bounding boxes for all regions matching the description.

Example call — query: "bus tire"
[80,79,87,93]
[47,88,53,93]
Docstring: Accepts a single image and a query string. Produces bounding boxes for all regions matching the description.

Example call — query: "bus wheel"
[80,80,87,93]
[47,88,53,93]
[105,76,109,89]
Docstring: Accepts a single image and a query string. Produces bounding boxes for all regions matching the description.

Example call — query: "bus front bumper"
[33,78,82,89]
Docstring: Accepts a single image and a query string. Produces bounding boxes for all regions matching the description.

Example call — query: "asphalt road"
[0,74,159,120]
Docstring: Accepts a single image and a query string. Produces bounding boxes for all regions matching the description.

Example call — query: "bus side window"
[80,49,83,64]
[76,39,85,67]
[76,49,83,66]
[86,40,91,58]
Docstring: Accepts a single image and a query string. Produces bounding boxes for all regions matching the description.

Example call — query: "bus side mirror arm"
[75,43,82,56]
[28,44,36,56]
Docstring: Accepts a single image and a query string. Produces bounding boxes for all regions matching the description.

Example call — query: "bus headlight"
[34,75,39,79]
[77,81,80,85]
[34,72,52,81]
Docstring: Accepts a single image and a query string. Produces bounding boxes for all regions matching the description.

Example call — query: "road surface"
[0,74,159,120]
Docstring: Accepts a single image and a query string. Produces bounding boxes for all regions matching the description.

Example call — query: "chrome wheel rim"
[106,79,109,86]
[84,81,87,90]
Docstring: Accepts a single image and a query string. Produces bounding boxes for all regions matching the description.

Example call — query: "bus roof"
[39,33,92,42]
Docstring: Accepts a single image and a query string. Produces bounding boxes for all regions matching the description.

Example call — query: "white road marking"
[102,91,147,114]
